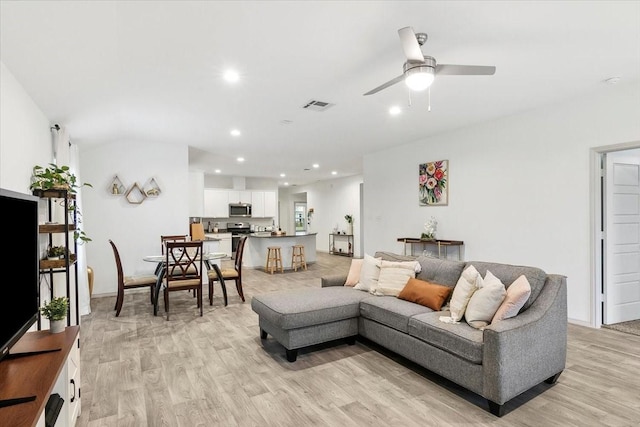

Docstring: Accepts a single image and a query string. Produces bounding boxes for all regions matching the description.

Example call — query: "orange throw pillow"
[397,278,452,311]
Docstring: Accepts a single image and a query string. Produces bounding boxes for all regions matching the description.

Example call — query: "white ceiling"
[2,1,639,187]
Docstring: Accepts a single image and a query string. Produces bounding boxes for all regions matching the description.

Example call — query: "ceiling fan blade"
[363,74,405,96]
[435,64,496,76]
[398,27,424,62]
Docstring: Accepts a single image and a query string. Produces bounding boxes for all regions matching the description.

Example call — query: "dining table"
[143,252,227,315]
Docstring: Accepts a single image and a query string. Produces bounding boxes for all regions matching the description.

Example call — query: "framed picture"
[419,160,448,206]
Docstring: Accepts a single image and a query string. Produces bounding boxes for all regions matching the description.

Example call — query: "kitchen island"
[244,232,317,270]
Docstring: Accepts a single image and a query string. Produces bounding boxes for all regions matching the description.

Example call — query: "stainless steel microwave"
[229,203,252,217]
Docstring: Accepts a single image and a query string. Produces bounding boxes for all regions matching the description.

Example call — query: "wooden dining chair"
[109,239,158,317]
[160,234,188,254]
[208,235,247,305]
[163,240,204,320]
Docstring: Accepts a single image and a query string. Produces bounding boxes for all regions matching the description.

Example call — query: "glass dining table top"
[143,252,227,263]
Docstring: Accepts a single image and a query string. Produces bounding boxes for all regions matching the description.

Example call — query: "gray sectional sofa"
[251,251,567,416]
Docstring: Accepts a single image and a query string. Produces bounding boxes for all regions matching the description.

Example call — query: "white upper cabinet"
[228,190,252,204]
[204,189,229,218]
[263,191,277,217]
[251,191,265,217]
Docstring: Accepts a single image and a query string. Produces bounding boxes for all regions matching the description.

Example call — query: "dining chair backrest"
[109,239,157,316]
[165,240,203,283]
[190,223,205,241]
[161,234,188,254]
[163,240,204,320]
[235,234,248,272]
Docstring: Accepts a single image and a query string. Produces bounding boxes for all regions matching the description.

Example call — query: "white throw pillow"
[491,275,531,323]
[449,265,480,322]
[373,260,421,296]
[465,270,506,329]
[353,254,382,292]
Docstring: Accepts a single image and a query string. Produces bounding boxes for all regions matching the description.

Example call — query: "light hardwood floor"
[78,252,640,426]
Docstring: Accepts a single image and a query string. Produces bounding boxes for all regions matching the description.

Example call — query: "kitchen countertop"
[249,232,317,238]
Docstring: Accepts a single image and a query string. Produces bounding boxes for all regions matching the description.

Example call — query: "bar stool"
[265,246,284,274]
[291,244,307,271]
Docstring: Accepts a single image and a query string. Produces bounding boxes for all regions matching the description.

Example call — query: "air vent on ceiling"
[302,100,334,112]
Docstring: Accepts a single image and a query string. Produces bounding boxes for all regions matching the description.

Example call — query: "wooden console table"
[397,238,464,260]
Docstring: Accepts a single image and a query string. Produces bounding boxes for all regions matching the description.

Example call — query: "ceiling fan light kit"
[404,57,436,91]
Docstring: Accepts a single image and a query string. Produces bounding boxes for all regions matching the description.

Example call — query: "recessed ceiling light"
[230,129,241,137]
[389,106,401,116]
[284,182,289,186]
[214,169,221,174]
[331,171,337,175]
[280,173,286,177]
[224,69,240,83]
[312,163,319,168]
[237,157,245,162]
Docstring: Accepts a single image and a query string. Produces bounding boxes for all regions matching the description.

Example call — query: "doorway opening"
[294,201,307,234]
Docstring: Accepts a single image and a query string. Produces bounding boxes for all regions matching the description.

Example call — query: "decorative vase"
[50,319,66,333]
[347,224,353,235]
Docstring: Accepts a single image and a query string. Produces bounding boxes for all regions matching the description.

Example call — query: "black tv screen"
[0,188,40,362]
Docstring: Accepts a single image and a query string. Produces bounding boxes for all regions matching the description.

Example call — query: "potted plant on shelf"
[344,214,354,235]
[30,163,92,194]
[30,163,93,244]
[40,297,69,333]
[47,245,67,260]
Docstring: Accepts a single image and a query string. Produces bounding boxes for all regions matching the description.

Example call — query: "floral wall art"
[419,160,448,206]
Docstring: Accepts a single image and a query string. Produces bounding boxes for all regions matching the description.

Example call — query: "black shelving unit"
[329,233,354,257]
[34,189,79,328]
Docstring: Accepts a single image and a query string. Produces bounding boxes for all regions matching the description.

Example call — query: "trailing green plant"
[344,214,354,224]
[40,297,69,321]
[29,163,92,194]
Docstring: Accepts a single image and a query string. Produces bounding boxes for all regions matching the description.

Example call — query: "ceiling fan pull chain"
[408,89,412,107]
[428,87,431,112]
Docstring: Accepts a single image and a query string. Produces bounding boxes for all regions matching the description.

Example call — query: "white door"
[604,152,640,324]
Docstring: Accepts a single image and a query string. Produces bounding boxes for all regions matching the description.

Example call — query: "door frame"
[591,140,640,328]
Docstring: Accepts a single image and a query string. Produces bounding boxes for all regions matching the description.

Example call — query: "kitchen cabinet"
[228,190,251,204]
[206,233,232,259]
[251,191,265,217]
[250,190,276,218]
[264,191,277,217]
[204,189,228,218]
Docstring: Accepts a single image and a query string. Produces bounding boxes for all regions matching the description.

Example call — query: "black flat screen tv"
[0,188,40,362]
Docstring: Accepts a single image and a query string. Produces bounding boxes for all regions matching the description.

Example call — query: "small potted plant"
[47,245,67,260]
[40,297,69,333]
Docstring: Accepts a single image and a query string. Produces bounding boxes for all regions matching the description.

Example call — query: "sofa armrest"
[321,275,348,287]
[482,274,567,405]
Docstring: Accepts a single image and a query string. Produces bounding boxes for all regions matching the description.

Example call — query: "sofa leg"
[345,336,356,345]
[488,400,504,417]
[285,349,298,362]
[260,328,267,339]
[545,371,562,384]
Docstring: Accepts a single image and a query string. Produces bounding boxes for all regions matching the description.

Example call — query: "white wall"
[0,62,51,191]
[80,141,189,296]
[364,80,640,325]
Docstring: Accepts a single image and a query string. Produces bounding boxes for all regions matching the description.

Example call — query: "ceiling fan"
[363,27,496,96]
